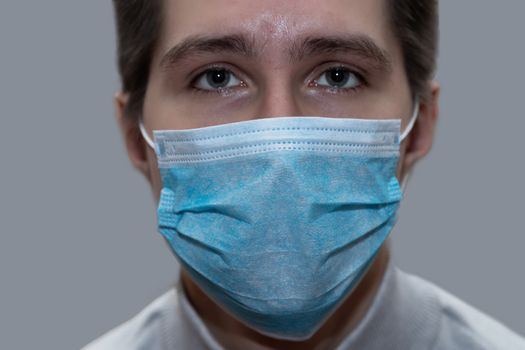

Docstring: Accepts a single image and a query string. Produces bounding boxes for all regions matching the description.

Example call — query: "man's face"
[134,0,423,199]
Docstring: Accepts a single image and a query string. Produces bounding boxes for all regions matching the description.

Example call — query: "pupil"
[207,69,230,88]
[327,68,349,87]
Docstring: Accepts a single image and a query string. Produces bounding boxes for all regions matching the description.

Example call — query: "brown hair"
[388,0,439,101]
[112,0,438,119]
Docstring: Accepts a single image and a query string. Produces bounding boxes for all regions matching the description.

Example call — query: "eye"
[193,68,243,91]
[313,67,362,90]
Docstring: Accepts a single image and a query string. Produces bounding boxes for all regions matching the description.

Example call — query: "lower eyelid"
[307,82,364,97]
[190,84,249,97]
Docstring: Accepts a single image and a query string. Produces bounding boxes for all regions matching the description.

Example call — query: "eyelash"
[189,64,367,96]
[189,64,242,96]
[310,65,367,95]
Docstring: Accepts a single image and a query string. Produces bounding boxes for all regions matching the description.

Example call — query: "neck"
[181,242,391,350]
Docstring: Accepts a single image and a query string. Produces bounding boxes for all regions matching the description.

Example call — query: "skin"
[115,0,439,349]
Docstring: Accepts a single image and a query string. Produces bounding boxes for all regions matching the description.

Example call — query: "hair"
[388,0,439,102]
[112,0,438,119]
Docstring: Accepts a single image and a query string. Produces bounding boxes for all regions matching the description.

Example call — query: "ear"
[402,81,440,175]
[114,92,151,181]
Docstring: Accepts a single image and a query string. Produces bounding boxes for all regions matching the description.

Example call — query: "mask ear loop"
[400,98,420,192]
[139,118,156,150]
[400,97,420,142]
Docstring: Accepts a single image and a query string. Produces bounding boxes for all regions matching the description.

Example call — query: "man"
[84,0,525,349]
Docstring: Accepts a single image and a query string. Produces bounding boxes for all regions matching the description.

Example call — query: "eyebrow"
[159,33,392,72]
[160,34,256,70]
[291,35,392,72]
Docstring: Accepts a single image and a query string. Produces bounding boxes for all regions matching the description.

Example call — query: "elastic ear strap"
[400,98,420,142]
[139,119,156,150]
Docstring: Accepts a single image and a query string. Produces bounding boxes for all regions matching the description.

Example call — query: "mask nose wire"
[139,118,156,150]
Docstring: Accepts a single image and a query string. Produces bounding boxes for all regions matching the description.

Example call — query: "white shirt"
[82,261,525,350]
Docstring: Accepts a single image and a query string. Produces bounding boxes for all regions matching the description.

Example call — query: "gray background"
[0,1,524,349]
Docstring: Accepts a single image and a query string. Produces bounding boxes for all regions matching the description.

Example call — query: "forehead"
[156,0,397,63]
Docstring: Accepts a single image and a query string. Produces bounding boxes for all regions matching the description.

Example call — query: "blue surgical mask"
[140,104,419,340]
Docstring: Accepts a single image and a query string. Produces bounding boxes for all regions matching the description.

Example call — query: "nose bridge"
[255,72,303,118]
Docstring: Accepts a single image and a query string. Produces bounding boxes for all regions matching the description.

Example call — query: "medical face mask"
[140,103,419,340]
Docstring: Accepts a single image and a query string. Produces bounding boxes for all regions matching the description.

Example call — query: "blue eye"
[315,67,362,90]
[193,68,242,91]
